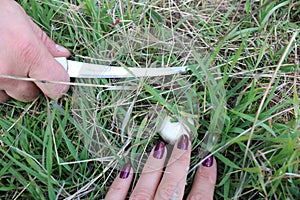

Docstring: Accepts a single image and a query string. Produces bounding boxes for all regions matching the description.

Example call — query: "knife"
[55,57,189,78]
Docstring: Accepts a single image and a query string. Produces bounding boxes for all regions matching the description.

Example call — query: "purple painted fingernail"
[202,155,213,167]
[177,134,189,150]
[153,141,165,159]
[119,162,131,179]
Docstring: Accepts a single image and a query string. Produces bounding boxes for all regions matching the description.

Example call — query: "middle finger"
[3,80,40,102]
[155,134,191,200]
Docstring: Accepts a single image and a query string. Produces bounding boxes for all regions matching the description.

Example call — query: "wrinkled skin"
[0,0,70,102]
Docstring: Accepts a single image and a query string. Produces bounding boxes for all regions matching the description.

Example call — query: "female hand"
[0,0,70,102]
[105,135,217,200]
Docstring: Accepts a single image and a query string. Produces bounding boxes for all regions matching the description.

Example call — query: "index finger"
[29,56,70,99]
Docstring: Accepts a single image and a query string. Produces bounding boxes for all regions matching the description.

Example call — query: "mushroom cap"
[158,115,194,144]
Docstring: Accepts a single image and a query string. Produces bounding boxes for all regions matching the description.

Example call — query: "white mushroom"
[158,115,194,144]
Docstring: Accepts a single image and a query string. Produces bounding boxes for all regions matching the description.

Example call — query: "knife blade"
[55,57,189,78]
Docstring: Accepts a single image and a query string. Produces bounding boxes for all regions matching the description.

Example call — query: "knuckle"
[40,31,53,48]
[168,152,190,167]
[176,152,190,164]
[156,183,181,200]
[17,40,41,65]
[40,31,48,43]
[130,189,153,200]
[108,185,123,193]
[197,171,216,185]
[175,148,190,160]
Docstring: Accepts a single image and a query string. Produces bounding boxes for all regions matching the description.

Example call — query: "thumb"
[28,53,70,99]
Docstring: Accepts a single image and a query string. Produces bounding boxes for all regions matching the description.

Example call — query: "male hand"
[0,0,70,102]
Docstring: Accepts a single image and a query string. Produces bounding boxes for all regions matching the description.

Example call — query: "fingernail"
[202,155,213,167]
[177,134,189,150]
[55,44,69,53]
[153,141,165,159]
[119,162,131,179]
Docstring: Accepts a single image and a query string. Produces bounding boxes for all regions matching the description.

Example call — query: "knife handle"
[55,57,68,71]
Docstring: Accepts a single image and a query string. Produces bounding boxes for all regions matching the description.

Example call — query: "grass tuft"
[0,0,299,199]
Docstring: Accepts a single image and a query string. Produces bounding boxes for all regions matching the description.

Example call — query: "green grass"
[1,0,299,199]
